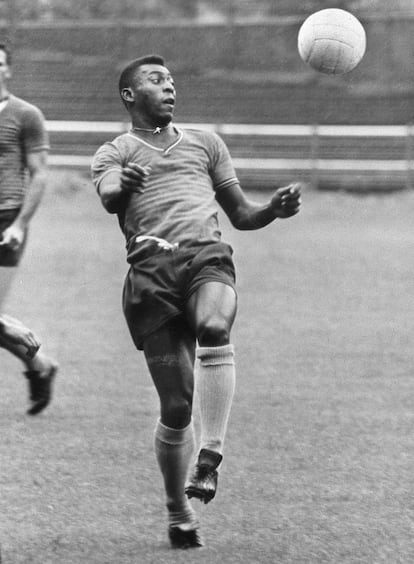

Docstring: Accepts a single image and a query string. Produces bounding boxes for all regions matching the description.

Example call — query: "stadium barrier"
[46,122,414,191]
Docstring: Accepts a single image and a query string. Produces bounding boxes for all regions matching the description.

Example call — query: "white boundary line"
[45,121,413,138]
[233,158,409,171]
[48,154,409,171]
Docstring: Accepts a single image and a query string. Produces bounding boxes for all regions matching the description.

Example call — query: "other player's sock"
[196,344,235,456]
[154,418,198,527]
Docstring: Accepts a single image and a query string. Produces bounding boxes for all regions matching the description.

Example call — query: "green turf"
[1,173,413,563]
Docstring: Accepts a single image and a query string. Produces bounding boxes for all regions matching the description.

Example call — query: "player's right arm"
[95,164,150,214]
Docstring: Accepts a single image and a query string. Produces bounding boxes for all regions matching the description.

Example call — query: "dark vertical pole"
[310,124,320,189]
[5,0,18,46]
[406,122,413,190]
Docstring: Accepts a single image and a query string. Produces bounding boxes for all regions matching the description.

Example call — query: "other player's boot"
[185,448,223,504]
[25,361,58,415]
[168,523,204,549]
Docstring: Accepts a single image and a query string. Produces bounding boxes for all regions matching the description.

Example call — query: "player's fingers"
[279,182,301,194]
[121,168,147,182]
[277,186,293,197]
[126,162,151,175]
[281,196,301,209]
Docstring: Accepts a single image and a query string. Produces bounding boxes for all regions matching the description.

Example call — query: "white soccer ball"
[298,9,367,75]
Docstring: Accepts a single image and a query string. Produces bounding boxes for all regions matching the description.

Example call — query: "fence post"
[310,124,320,189]
[406,122,414,190]
[5,0,17,46]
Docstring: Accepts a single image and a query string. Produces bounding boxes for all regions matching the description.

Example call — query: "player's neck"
[131,121,173,136]
[130,121,179,147]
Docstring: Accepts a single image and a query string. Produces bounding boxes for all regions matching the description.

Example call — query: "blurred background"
[0,0,413,189]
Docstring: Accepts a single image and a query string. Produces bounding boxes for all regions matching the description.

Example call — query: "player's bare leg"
[143,316,203,549]
[0,333,57,415]
[0,314,40,358]
[0,265,15,306]
[0,268,57,415]
[185,282,237,504]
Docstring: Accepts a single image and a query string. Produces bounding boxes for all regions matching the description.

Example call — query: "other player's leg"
[143,316,203,549]
[0,263,57,415]
[0,314,40,358]
[185,281,237,503]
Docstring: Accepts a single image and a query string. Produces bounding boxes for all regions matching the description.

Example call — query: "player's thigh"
[185,281,237,342]
[0,266,17,306]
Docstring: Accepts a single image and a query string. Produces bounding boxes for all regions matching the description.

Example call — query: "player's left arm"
[0,150,48,249]
[216,180,302,230]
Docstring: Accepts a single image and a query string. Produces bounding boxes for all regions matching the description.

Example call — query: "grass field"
[1,172,413,564]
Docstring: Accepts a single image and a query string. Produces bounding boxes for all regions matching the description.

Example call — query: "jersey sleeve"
[21,106,49,153]
[208,132,239,192]
[91,142,123,192]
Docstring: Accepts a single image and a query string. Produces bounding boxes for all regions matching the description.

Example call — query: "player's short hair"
[118,54,165,107]
[0,43,11,65]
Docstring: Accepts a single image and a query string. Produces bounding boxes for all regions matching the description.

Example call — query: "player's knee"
[161,396,192,428]
[197,317,230,347]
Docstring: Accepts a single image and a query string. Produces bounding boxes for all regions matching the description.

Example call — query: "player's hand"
[120,162,151,193]
[0,223,25,250]
[270,184,302,218]
[0,315,41,358]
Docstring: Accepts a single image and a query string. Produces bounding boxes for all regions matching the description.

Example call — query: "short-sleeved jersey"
[91,127,238,249]
[0,95,49,212]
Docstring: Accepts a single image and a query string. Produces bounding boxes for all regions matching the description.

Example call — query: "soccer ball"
[298,9,366,75]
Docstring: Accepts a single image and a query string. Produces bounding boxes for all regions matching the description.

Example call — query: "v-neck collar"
[127,127,183,155]
[0,96,10,115]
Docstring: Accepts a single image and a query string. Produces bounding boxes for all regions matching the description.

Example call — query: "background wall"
[3,14,414,124]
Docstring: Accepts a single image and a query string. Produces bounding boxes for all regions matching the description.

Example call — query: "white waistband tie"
[135,235,179,251]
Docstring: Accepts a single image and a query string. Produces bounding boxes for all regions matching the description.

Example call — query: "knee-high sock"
[154,419,197,526]
[196,344,235,455]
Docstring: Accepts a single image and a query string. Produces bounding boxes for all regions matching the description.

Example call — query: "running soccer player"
[0,43,57,415]
[91,54,301,549]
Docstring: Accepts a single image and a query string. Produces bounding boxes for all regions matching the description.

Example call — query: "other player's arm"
[0,150,48,249]
[97,163,150,214]
[216,180,301,230]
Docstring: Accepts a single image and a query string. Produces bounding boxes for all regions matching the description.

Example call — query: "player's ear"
[121,88,134,103]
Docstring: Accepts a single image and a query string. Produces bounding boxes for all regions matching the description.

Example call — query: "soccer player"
[0,43,57,415]
[91,54,301,549]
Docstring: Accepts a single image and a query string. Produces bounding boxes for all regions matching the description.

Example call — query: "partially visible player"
[0,314,40,359]
[0,42,57,415]
[91,54,301,549]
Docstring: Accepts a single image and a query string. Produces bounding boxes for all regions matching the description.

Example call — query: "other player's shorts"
[122,240,236,350]
[0,209,28,267]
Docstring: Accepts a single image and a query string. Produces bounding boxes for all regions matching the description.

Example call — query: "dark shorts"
[122,241,236,350]
[0,210,28,267]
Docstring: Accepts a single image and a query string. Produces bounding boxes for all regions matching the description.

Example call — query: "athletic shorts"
[122,240,236,350]
[0,209,28,267]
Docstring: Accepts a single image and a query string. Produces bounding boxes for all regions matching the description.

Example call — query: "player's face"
[132,64,176,126]
[0,50,11,86]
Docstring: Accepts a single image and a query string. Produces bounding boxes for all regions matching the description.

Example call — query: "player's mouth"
[162,98,175,109]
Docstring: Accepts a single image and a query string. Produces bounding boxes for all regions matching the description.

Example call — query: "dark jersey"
[0,95,49,211]
[91,127,238,247]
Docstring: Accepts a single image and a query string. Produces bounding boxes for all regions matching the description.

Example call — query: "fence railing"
[46,121,414,190]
